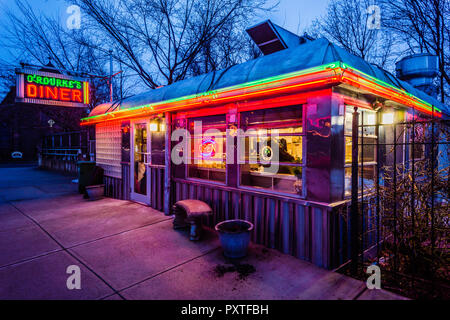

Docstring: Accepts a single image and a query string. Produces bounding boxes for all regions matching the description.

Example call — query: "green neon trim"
[341,63,442,113]
[82,60,441,123]
[26,73,83,89]
[81,62,338,122]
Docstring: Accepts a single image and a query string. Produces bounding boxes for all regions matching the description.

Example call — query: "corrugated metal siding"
[96,121,122,178]
[111,165,378,270]
[121,163,130,200]
[172,179,342,269]
[149,165,165,212]
[104,175,123,199]
[109,163,164,210]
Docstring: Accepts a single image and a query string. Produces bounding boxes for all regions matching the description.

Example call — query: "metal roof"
[89,38,449,118]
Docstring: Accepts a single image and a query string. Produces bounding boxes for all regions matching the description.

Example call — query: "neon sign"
[16,69,89,107]
[200,139,216,158]
[261,145,273,161]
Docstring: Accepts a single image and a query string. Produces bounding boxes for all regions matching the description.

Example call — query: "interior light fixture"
[150,122,158,132]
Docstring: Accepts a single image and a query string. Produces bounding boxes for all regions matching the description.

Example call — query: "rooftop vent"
[395,53,439,98]
[246,20,312,55]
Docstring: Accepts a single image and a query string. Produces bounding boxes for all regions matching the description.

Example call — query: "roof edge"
[82,61,446,126]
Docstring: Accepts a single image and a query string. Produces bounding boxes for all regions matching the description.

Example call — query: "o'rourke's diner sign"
[16,69,90,107]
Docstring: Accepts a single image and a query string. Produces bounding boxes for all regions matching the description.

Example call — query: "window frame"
[344,106,378,198]
[237,104,306,198]
[186,114,228,185]
[407,121,426,161]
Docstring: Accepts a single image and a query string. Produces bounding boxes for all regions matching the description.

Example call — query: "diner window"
[410,143,425,160]
[408,123,425,160]
[239,105,304,195]
[344,107,377,197]
[188,114,226,182]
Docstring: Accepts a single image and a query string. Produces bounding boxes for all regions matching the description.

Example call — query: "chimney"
[395,53,439,98]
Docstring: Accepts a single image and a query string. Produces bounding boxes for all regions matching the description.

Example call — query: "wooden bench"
[172,200,213,241]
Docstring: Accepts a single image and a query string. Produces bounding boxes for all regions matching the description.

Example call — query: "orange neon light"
[60,88,71,101]
[81,63,443,126]
[341,72,441,117]
[81,71,338,125]
[24,82,88,104]
[46,86,58,100]
[26,84,38,98]
[72,89,83,103]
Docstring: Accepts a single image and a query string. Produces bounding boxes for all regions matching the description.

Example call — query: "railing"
[39,130,95,173]
[42,148,82,158]
[346,110,449,299]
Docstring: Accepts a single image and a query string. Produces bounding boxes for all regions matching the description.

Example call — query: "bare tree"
[0,67,15,101]
[309,0,396,69]
[73,0,273,88]
[1,0,273,106]
[188,15,263,76]
[380,0,450,103]
[0,0,117,108]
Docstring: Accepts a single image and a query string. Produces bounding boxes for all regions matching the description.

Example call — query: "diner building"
[80,22,449,269]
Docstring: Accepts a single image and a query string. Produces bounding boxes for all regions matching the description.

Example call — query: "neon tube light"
[81,61,442,125]
[17,70,90,107]
[340,63,442,114]
[81,67,339,125]
[341,73,440,116]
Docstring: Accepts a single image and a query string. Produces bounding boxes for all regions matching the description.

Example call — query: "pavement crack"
[353,287,368,300]
[64,217,172,250]
[0,249,64,270]
[117,246,221,294]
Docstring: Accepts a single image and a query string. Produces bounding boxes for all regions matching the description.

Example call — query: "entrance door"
[130,120,151,204]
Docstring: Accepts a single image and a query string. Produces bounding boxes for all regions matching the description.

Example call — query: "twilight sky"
[0,0,329,66]
[0,0,329,99]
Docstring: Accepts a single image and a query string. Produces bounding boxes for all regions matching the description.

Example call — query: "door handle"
[143,152,151,165]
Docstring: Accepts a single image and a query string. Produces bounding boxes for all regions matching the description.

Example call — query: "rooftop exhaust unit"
[395,53,439,98]
[246,20,312,55]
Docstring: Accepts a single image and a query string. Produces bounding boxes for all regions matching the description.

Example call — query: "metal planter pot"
[215,219,254,259]
[85,184,105,201]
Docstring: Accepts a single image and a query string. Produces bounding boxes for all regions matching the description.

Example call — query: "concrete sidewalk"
[0,166,406,300]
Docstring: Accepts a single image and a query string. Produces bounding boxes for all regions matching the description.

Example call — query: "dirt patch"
[253,247,272,261]
[214,263,256,280]
[214,265,236,277]
[235,264,256,279]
